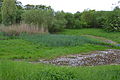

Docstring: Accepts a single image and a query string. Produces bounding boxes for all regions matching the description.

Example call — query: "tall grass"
[20,34,105,47]
[0,61,120,80]
[0,39,112,59]
[0,24,48,36]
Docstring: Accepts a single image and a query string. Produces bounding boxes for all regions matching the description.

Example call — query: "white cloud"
[17,0,118,13]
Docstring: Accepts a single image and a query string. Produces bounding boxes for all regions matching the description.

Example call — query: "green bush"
[48,11,67,32]
[103,10,120,32]
[80,9,97,28]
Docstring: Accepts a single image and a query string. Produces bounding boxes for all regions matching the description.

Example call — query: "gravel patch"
[31,49,120,66]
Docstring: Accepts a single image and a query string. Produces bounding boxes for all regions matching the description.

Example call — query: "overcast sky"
[18,0,119,13]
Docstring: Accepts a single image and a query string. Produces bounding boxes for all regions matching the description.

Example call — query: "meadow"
[1,60,120,80]
[1,0,120,79]
[0,28,120,80]
[61,28,120,43]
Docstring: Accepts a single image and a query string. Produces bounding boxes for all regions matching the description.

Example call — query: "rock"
[33,49,120,66]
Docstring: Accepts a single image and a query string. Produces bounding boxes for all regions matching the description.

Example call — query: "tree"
[0,0,3,8]
[0,0,3,23]
[24,4,52,10]
[24,4,34,10]
[49,11,67,32]
[15,1,23,24]
[103,10,120,32]
[15,0,23,9]
[1,0,17,25]
[22,9,54,32]
[64,12,75,29]
[94,11,107,28]
[80,9,97,28]
[74,12,83,29]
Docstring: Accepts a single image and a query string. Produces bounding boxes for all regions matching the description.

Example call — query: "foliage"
[65,12,83,29]
[16,9,23,23]
[15,0,23,9]
[24,4,52,10]
[22,10,67,33]
[103,10,120,32]
[22,9,53,31]
[1,0,17,25]
[80,9,97,28]
[0,0,120,32]
[95,11,107,28]
[64,12,75,29]
[0,0,3,8]
[48,11,67,32]
[15,1,24,24]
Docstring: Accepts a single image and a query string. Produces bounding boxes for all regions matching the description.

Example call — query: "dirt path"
[82,35,118,45]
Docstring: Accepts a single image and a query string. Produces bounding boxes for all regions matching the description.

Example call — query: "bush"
[104,10,120,32]
[80,9,97,28]
[48,11,67,33]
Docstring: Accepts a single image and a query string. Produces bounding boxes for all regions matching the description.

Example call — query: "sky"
[18,0,119,13]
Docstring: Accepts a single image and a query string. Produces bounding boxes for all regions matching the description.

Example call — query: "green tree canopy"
[1,0,17,25]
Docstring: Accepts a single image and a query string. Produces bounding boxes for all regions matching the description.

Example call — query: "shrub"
[104,10,120,32]
[48,11,67,33]
[80,9,97,28]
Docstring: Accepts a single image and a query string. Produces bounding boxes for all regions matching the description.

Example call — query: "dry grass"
[0,24,48,36]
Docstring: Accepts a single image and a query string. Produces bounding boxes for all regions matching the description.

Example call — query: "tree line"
[0,0,120,33]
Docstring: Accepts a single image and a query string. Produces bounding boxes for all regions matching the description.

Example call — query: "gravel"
[32,49,120,66]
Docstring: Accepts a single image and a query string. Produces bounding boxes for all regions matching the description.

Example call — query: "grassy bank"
[0,32,117,60]
[0,60,120,80]
[61,29,120,43]
[0,29,120,80]
[0,39,112,59]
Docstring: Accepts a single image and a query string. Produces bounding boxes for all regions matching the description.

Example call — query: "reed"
[0,24,48,36]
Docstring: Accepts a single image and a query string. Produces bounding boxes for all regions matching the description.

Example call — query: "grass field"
[0,61,120,80]
[61,28,120,43]
[0,37,111,59]
[0,28,120,80]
